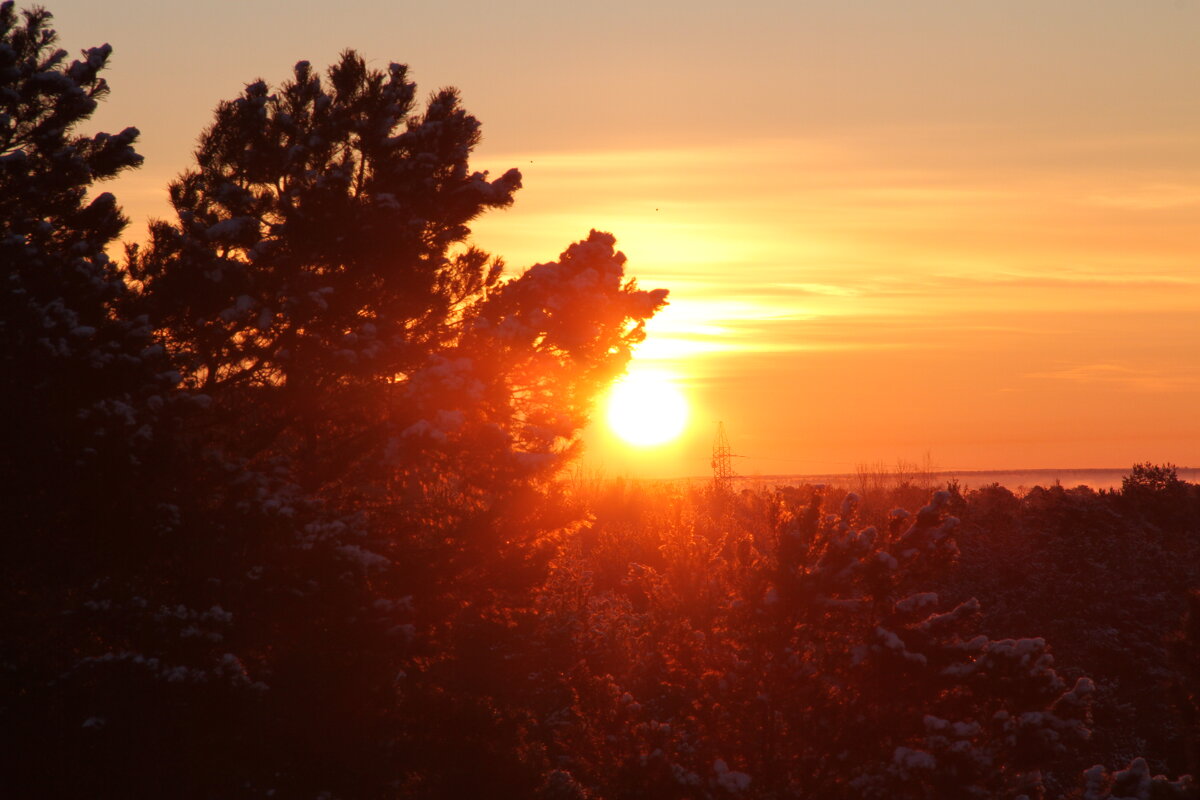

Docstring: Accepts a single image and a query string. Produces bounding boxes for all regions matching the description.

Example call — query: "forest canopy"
[0,4,1197,799]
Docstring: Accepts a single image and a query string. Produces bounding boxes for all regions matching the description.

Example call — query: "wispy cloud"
[928,269,1200,290]
[1025,363,1200,393]
[1087,183,1200,210]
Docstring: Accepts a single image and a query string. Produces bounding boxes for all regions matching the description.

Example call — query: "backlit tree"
[120,51,667,796]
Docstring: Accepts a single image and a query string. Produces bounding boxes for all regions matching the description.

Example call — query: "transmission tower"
[711,421,736,493]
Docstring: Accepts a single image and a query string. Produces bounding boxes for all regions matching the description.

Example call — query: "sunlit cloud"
[773,282,863,297]
[931,269,1200,290]
[1087,183,1200,210]
[632,295,817,361]
[1025,363,1200,393]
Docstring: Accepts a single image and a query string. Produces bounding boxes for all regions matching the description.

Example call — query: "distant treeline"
[672,468,1200,494]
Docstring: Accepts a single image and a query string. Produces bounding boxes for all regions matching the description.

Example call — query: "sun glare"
[605,371,689,447]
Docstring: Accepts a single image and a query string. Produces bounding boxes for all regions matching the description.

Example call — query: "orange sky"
[50,0,1200,477]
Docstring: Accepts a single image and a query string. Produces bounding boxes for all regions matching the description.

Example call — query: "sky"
[48,0,1200,478]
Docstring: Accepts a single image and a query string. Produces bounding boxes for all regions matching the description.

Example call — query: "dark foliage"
[0,0,161,554]
[1,4,1197,798]
[527,477,1198,799]
[932,473,1200,790]
[0,4,184,792]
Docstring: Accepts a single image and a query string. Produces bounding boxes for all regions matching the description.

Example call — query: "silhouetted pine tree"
[0,5,195,794]
[121,52,666,797]
[0,1,157,559]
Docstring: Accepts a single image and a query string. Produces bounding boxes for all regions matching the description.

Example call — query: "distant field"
[722,467,1200,492]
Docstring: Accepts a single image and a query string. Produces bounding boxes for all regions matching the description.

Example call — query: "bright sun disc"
[606,372,689,447]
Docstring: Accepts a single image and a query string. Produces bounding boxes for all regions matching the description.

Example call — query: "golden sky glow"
[55,0,1200,477]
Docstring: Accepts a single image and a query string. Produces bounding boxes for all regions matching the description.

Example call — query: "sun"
[605,371,689,447]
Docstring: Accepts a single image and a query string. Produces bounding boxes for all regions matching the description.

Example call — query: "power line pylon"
[712,421,736,493]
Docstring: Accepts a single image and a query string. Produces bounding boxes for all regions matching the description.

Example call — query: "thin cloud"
[1087,183,1200,210]
[930,269,1200,290]
[1025,363,1200,392]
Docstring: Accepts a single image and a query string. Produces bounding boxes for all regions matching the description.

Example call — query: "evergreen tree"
[118,52,666,797]
[0,5,188,793]
[0,0,158,561]
[2,11,667,793]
